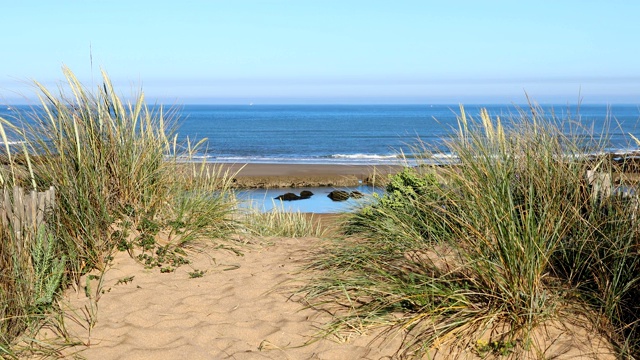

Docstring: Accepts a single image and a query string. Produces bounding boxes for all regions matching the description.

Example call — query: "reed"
[303,105,640,358]
[162,161,239,246]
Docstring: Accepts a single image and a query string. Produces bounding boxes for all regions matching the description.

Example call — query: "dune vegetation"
[242,202,328,238]
[302,106,640,358]
[0,68,239,357]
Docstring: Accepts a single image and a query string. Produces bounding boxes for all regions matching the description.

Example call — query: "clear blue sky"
[2,1,639,104]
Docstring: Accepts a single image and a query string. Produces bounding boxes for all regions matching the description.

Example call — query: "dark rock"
[275,192,301,201]
[299,190,314,199]
[350,190,364,199]
[328,190,350,201]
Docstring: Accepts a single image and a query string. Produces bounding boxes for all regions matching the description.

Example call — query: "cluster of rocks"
[273,189,365,202]
[274,190,314,201]
[327,190,364,202]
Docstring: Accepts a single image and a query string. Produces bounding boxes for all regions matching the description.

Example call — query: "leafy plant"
[474,339,516,357]
[31,227,66,308]
[114,276,135,286]
[188,269,205,278]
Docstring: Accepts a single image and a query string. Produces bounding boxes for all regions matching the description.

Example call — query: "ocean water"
[2,104,639,164]
[172,104,640,165]
[172,104,640,213]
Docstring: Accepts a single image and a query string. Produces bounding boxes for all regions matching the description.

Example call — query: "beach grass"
[0,68,238,356]
[242,201,328,238]
[302,105,640,358]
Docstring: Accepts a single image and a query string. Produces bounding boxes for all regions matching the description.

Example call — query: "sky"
[1,1,640,104]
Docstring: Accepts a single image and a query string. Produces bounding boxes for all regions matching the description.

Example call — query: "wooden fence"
[0,186,56,254]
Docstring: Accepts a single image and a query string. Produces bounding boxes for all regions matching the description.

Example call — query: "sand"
[218,163,404,188]
[49,233,616,360]
[55,236,403,360]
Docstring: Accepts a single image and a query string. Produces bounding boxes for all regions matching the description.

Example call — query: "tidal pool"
[235,186,383,213]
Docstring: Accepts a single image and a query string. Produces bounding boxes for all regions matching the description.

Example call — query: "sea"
[2,103,640,212]
[2,104,639,165]
[170,104,640,165]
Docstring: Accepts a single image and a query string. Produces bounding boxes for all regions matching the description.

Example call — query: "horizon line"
[3,101,640,106]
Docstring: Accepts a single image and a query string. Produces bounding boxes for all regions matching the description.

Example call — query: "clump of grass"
[243,202,327,238]
[24,67,238,267]
[24,67,176,274]
[163,141,240,244]
[302,105,640,358]
[0,67,239,354]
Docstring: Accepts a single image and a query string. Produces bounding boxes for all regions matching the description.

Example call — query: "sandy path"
[59,237,401,360]
[49,234,616,360]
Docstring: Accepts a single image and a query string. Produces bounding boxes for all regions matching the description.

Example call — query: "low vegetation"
[303,106,640,358]
[242,202,328,238]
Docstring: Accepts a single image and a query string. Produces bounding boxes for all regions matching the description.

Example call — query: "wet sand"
[219,163,404,188]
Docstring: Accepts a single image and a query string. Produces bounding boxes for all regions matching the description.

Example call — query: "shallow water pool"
[235,186,383,213]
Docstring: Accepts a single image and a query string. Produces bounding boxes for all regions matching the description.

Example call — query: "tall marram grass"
[0,67,237,355]
[303,105,640,358]
[28,68,175,272]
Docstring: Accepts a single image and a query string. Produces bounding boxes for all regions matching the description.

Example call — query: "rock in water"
[275,193,301,201]
[300,190,314,199]
[328,190,350,201]
[350,191,364,199]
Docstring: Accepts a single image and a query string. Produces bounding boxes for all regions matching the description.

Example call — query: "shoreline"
[209,150,640,189]
[216,163,405,188]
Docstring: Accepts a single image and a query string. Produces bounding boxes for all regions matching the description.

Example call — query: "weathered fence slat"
[0,186,56,256]
[586,170,612,201]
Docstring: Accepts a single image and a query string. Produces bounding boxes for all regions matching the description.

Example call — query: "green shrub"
[344,167,443,246]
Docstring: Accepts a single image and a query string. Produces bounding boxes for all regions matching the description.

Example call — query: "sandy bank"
[217,163,404,188]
